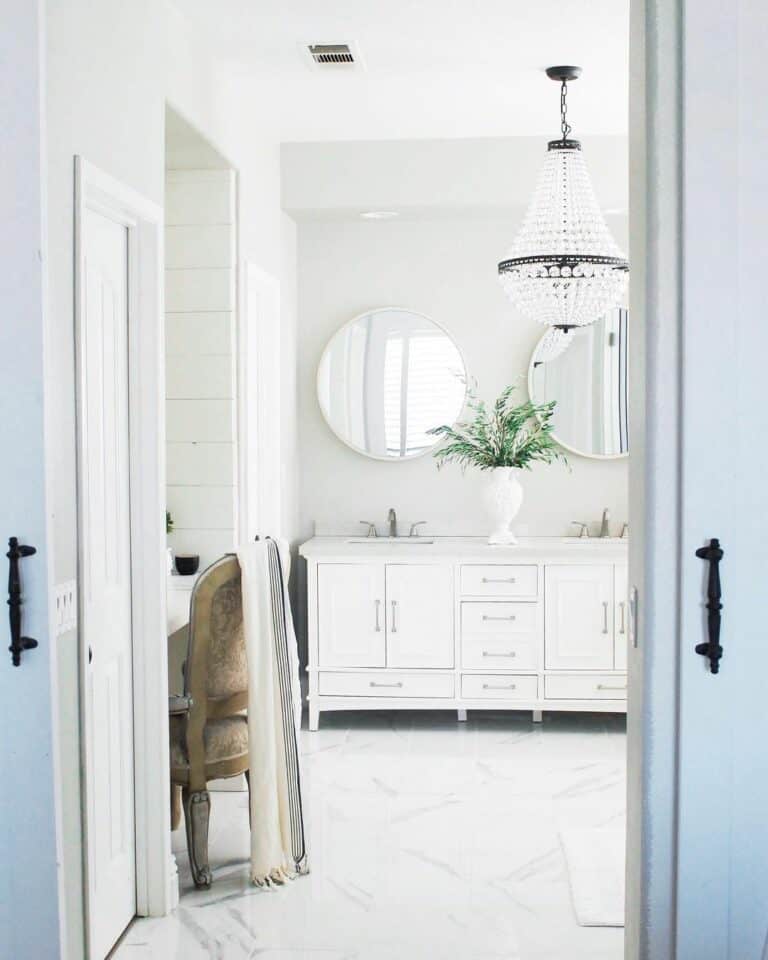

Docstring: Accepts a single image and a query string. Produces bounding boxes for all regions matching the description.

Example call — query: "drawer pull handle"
[618,601,626,635]
[482,577,516,584]
[375,599,381,632]
[482,650,517,658]
[602,601,609,634]
[596,683,627,691]
[369,681,404,689]
[482,683,517,690]
[482,614,516,621]
[391,600,397,633]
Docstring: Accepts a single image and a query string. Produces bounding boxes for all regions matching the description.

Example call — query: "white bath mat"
[560,828,625,927]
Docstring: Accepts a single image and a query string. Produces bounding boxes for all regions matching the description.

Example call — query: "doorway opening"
[75,158,167,958]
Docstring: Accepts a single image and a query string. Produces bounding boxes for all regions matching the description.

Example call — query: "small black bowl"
[174,554,200,576]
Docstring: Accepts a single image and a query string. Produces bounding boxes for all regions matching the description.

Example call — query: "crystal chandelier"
[498,66,628,329]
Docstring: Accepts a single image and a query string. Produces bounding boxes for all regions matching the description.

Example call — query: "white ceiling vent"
[301,42,364,71]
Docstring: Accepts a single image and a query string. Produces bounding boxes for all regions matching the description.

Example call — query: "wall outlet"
[53,580,77,636]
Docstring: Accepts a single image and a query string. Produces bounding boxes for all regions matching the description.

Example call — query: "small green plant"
[166,511,174,535]
[428,384,567,472]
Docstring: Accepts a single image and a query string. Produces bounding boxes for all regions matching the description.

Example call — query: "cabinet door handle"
[482,614,516,621]
[602,601,609,634]
[482,682,517,690]
[618,601,626,635]
[370,681,403,689]
[482,577,516,584]
[390,600,397,633]
[482,650,517,658]
[596,683,627,692]
[374,599,381,632]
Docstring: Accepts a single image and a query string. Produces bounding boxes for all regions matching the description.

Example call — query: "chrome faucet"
[387,508,397,538]
[599,508,611,538]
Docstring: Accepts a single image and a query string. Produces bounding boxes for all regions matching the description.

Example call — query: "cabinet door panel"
[614,564,628,671]
[386,564,454,668]
[318,564,385,667]
[544,565,614,670]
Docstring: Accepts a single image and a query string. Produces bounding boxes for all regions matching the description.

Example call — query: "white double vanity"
[300,536,628,730]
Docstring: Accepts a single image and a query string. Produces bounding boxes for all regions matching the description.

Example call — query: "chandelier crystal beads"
[498,66,628,328]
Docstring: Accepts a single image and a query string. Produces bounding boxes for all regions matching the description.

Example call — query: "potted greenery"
[428,385,567,544]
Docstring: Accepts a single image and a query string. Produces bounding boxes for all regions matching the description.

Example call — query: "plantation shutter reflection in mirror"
[317,308,467,460]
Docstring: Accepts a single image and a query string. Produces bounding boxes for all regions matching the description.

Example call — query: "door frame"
[74,158,175,952]
[627,0,682,955]
[237,261,282,543]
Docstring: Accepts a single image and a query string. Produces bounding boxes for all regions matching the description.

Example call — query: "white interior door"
[318,564,385,667]
[80,207,136,957]
[385,564,453,668]
[629,1,768,954]
[674,2,768,954]
[0,4,64,955]
[544,565,614,670]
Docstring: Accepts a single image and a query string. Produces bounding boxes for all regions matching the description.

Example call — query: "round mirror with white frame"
[317,307,467,460]
[528,308,629,460]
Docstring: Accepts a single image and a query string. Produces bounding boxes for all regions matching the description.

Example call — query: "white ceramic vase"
[483,467,524,545]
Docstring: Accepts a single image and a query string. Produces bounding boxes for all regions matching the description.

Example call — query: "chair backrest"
[182,555,248,785]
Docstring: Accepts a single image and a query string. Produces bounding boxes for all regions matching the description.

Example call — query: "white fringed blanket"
[237,538,308,885]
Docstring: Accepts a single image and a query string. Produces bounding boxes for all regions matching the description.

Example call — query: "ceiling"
[174,0,630,142]
[281,136,628,221]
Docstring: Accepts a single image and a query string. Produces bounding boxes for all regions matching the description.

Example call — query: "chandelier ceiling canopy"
[498,66,628,329]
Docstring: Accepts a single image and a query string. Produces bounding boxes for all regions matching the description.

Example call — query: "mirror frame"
[527,325,629,462]
[316,306,469,462]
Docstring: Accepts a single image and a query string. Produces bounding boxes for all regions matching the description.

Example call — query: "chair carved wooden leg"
[170,784,182,831]
[182,787,212,888]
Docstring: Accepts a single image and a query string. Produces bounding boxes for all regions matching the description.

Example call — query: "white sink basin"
[561,537,627,544]
[345,537,435,545]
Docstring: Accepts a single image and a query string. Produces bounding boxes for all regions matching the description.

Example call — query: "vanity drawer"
[460,564,538,598]
[318,671,454,699]
[461,601,539,634]
[461,602,539,669]
[544,674,628,701]
[461,674,538,700]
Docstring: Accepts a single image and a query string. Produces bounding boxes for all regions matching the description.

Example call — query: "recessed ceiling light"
[360,210,399,220]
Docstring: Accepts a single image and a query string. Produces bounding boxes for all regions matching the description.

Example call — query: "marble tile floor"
[114,710,626,960]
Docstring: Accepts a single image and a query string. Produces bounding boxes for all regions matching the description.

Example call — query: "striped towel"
[237,538,308,885]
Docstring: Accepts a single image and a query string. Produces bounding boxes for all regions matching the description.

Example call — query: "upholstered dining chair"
[169,554,250,888]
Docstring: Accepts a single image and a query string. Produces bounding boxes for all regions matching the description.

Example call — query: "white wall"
[44,3,293,954]
[165,169,238,570]
[296,215,629,544]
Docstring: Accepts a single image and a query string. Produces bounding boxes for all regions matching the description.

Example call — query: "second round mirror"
[529,308,629,459]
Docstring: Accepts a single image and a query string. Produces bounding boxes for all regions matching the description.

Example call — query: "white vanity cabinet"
[301,537,628,730]
[317,562,453,670]
[385,565,453,669]
[317,564,385,668]
[544,565,615,671]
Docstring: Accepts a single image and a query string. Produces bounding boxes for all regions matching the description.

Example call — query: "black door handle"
[695,537,723,673]
[7,536,38,667]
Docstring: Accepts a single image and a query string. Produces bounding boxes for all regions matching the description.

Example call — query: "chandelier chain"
[560,81,571,141]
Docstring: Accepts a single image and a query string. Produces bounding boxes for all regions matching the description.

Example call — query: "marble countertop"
[299,535,628,562]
